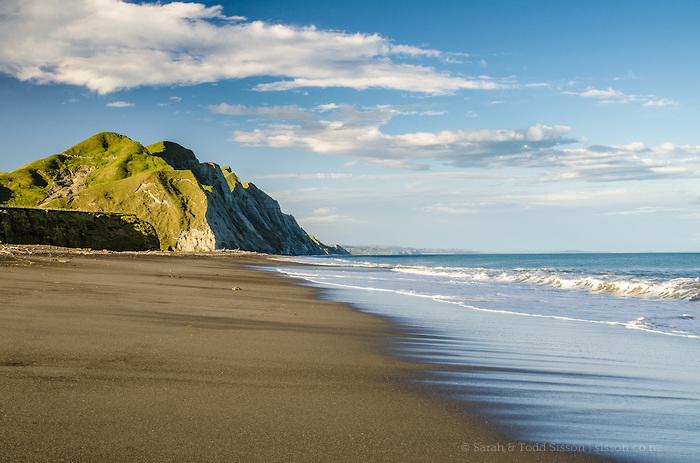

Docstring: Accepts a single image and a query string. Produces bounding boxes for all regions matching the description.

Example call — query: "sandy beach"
[0,248,604,462]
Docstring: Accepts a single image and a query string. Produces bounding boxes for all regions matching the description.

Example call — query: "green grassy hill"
[0,133,347,255]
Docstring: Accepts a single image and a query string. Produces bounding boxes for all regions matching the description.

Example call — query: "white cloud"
[413,188,634,216]
[0,0,503,95]
[613,70,637,81]
[423,204,478,215]
[106,100,133,107]
[270,183,645,211]
[579,87,626,99]
[256,170,510,182]
[536,143,700,182]
[209,103,310,120]
[257,172,356,181]
[301,215,344,223]
[567,87,678,107]
[300,207,350,223]
[316,103,341,112]
[420,110,447,116]
[222,102,700,182]
[272,181,700,224]
[643,98,678,107]
[230,103,575,169]
[602,206,679,216]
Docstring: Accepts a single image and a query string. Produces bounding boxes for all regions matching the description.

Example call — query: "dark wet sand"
[0,249,606,462]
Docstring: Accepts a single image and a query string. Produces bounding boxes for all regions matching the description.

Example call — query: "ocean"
[271,253,700,462]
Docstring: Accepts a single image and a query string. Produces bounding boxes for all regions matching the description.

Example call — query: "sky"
[1,0,699,252]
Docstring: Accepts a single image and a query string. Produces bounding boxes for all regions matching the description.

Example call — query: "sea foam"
[275,267,700,340]
[390,266,700,301]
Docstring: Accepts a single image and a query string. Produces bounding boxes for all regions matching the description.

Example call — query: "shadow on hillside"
[0,185,12,204]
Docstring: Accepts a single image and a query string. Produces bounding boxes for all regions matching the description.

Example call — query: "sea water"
[272,253,700,462]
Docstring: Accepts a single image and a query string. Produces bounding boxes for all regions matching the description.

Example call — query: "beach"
[0,248,604,462]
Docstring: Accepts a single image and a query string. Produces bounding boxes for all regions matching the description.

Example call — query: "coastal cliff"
[0,132,347,255]
[0,207,159,251]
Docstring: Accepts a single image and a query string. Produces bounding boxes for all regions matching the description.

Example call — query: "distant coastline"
[343,245,479,255]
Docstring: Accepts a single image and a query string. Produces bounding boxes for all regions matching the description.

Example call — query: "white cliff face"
[157,143,348,255]
[175,227,216,252]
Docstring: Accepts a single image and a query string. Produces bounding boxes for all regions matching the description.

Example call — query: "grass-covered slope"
[0,132,347,254]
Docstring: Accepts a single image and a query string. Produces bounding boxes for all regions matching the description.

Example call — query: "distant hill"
[0,132,346,255]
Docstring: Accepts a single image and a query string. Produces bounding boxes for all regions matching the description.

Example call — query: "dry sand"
[0,248,606,462]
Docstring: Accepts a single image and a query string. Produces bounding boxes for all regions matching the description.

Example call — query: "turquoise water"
[273,253,700,462]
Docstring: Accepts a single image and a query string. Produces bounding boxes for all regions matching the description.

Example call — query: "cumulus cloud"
[0,0,502,94]
[567,87,678,107]
[105,100,133,107]
[223,102,700,181]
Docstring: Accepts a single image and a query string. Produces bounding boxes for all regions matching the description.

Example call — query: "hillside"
[0,132,347,255]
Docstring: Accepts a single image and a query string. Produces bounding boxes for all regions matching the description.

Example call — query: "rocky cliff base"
[0,207,159,251]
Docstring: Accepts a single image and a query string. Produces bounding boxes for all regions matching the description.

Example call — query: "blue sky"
[1,0,699,251]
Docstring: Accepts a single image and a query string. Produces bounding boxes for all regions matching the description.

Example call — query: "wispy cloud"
[602,206,680,216]
[271,181,697,223]
[211,102,447,120]
[539,142,700,182]
[256,170,511,182]
[106,100,134,108]
[613,70,637,81]
[566,87,678,107]
[643,98,677,107]
[423,204,478,215]
[209,103,311,120]
[257,172,356,181]
[0,0,506,95]
[300,207,350,223]
[270,183,645,212]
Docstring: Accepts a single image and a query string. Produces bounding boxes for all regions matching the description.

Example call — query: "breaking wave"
[274,268,699,340]
[390,266,700,301]
[278,256,700,301]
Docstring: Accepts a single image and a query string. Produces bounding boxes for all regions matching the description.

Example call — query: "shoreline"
[0,247,605,461]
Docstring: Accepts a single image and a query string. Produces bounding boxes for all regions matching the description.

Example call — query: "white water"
[276,254,700,340]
